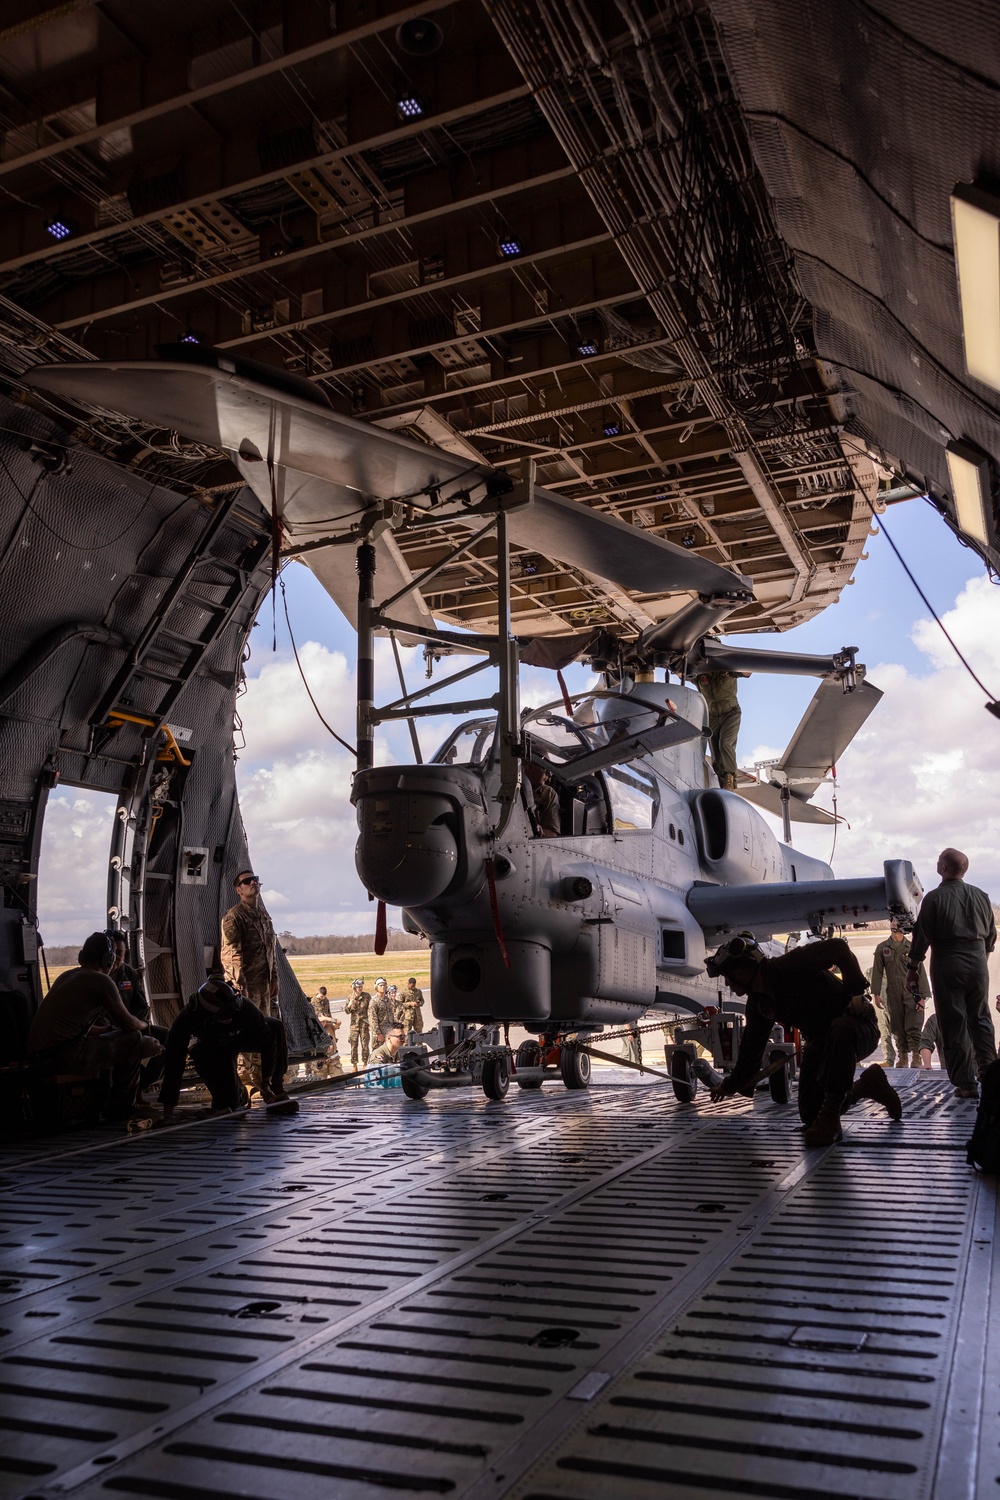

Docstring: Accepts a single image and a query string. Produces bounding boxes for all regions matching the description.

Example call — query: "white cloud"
[762,575,1000,896]
[37,790,118,945]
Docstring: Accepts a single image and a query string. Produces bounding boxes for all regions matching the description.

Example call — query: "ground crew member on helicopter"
[396,977,425,1034]
[344,978,370,1068]
[221,871,279,1017]
[872,918,929,1068]
[695,669,746,791]
[368,977,395,1051]
[706,934,902,1145]
[906,848,997,1098]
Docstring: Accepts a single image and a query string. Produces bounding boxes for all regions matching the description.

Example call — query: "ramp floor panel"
[0,1069,994,1500]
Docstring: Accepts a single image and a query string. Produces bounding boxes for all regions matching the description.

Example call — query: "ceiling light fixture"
[951,183,1000,392]
[945,438,995,548]
[45,217,73,241]
[576,339,599,356]
[602,420,620,437]
[179,330,201,345]
[498,233,522,258]
[396,92,424,121]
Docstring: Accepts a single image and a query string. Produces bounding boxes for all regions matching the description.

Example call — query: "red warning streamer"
[485,857,511,969]
[374,899,388,956]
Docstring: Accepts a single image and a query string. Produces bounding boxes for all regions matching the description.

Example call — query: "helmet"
[375,977,387,990]
[196,978,242,1014]
[705,934,765,978]
[352,978,364,989]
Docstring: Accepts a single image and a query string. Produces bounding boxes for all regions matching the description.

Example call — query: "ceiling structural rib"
[0,0,888,645]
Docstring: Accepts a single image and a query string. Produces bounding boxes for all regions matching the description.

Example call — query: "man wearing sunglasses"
[221,870,279,1018]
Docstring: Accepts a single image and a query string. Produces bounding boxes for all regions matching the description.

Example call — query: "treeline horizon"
[42,928,424,965]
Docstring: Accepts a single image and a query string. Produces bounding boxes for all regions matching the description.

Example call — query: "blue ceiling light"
[576,339,599,356]
[179,330,201,345]
[603,420,620,437]
[498,234,523,258]
[45,218,73,241]
[397,93,424,120]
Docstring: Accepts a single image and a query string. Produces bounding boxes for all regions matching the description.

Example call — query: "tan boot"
[803,1094,844,1146]
[851,1063,903,1120]
[911,1050,922,1069]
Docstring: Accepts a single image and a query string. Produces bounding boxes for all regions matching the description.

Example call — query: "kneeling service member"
[706,934,902,1145]
[159,979,293,1118]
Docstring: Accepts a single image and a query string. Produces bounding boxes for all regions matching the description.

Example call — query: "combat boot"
[803,1094,844,1146]
[851,1063,903,1119]
[911,1050,922,1069]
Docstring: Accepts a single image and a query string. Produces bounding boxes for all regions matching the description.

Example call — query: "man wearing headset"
[27,930,159,1120]
[706,932,902,1145]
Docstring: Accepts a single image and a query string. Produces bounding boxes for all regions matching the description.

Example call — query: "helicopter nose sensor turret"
[352,764,490,907]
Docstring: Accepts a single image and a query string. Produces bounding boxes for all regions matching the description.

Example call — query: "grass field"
[287,951,430,1006]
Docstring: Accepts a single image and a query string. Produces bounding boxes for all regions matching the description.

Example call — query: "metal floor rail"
[0,1069,995,1500]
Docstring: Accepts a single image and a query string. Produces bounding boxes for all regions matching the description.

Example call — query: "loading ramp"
[0,1071,996,1500]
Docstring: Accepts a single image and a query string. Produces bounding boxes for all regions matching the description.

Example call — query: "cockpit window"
[606,765,659,830]
[522,712,599,762]
[431,717,496,766]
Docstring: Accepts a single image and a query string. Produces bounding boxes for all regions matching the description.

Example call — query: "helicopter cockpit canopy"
[431,712,659,833]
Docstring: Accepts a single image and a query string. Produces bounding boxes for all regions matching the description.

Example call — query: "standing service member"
[907,847,997,1098]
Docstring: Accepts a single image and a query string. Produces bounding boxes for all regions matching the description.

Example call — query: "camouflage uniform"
[368,986,395,1050]
[221,901,278,1017]
[396,985,425,1035]
[345,988,371,1066]
[871,935,929,1065]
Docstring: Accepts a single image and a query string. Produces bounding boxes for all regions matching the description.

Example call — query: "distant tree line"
[277,929,424,954]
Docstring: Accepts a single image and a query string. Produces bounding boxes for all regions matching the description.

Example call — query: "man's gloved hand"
[138,1035,163,1059]
[710,1078,738,1104]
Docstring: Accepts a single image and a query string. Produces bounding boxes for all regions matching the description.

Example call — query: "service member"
[369,1022,405,1067]
[344,978,370,1067]
[221,870,279,1017]
[906,847,997,1097]
[707,934,902,1145]
[159,979,293,1116]
[397,977,425,1034]
[871,918,930,1068]
[368,977,395,1050]
[695,668,746,791]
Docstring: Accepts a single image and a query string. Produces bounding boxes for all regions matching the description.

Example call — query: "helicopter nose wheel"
[767,1047,791,1104]
[481,1053,510,1100]
[515,1040,544,1088]
[669,1049,698,1103]
[560,1044,591,1090]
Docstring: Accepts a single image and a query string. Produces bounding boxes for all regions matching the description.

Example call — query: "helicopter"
[27,347,923,1101]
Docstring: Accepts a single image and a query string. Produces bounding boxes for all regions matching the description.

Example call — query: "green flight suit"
[695,670,743,786]
[871,935,929,1061]
[910,878,997,1089]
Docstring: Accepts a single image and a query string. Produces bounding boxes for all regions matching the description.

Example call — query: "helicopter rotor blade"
[776,676,883,797]
[26,358,752,605]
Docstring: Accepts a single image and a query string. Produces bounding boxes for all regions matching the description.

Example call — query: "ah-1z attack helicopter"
[28,348,922,1101]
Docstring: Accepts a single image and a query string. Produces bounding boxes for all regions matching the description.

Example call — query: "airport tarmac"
[0,1065,996,1499]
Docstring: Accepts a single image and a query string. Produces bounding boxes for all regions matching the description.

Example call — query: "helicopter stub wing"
[688,858,922,937]
[26,359,751,603]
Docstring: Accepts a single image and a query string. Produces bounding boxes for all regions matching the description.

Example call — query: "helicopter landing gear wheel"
[560,1044,591,1090]
[768,1049,790,1105]
[670,1049,697,1103]
[482,1053,510,1100]
[515,1041,544,1089]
